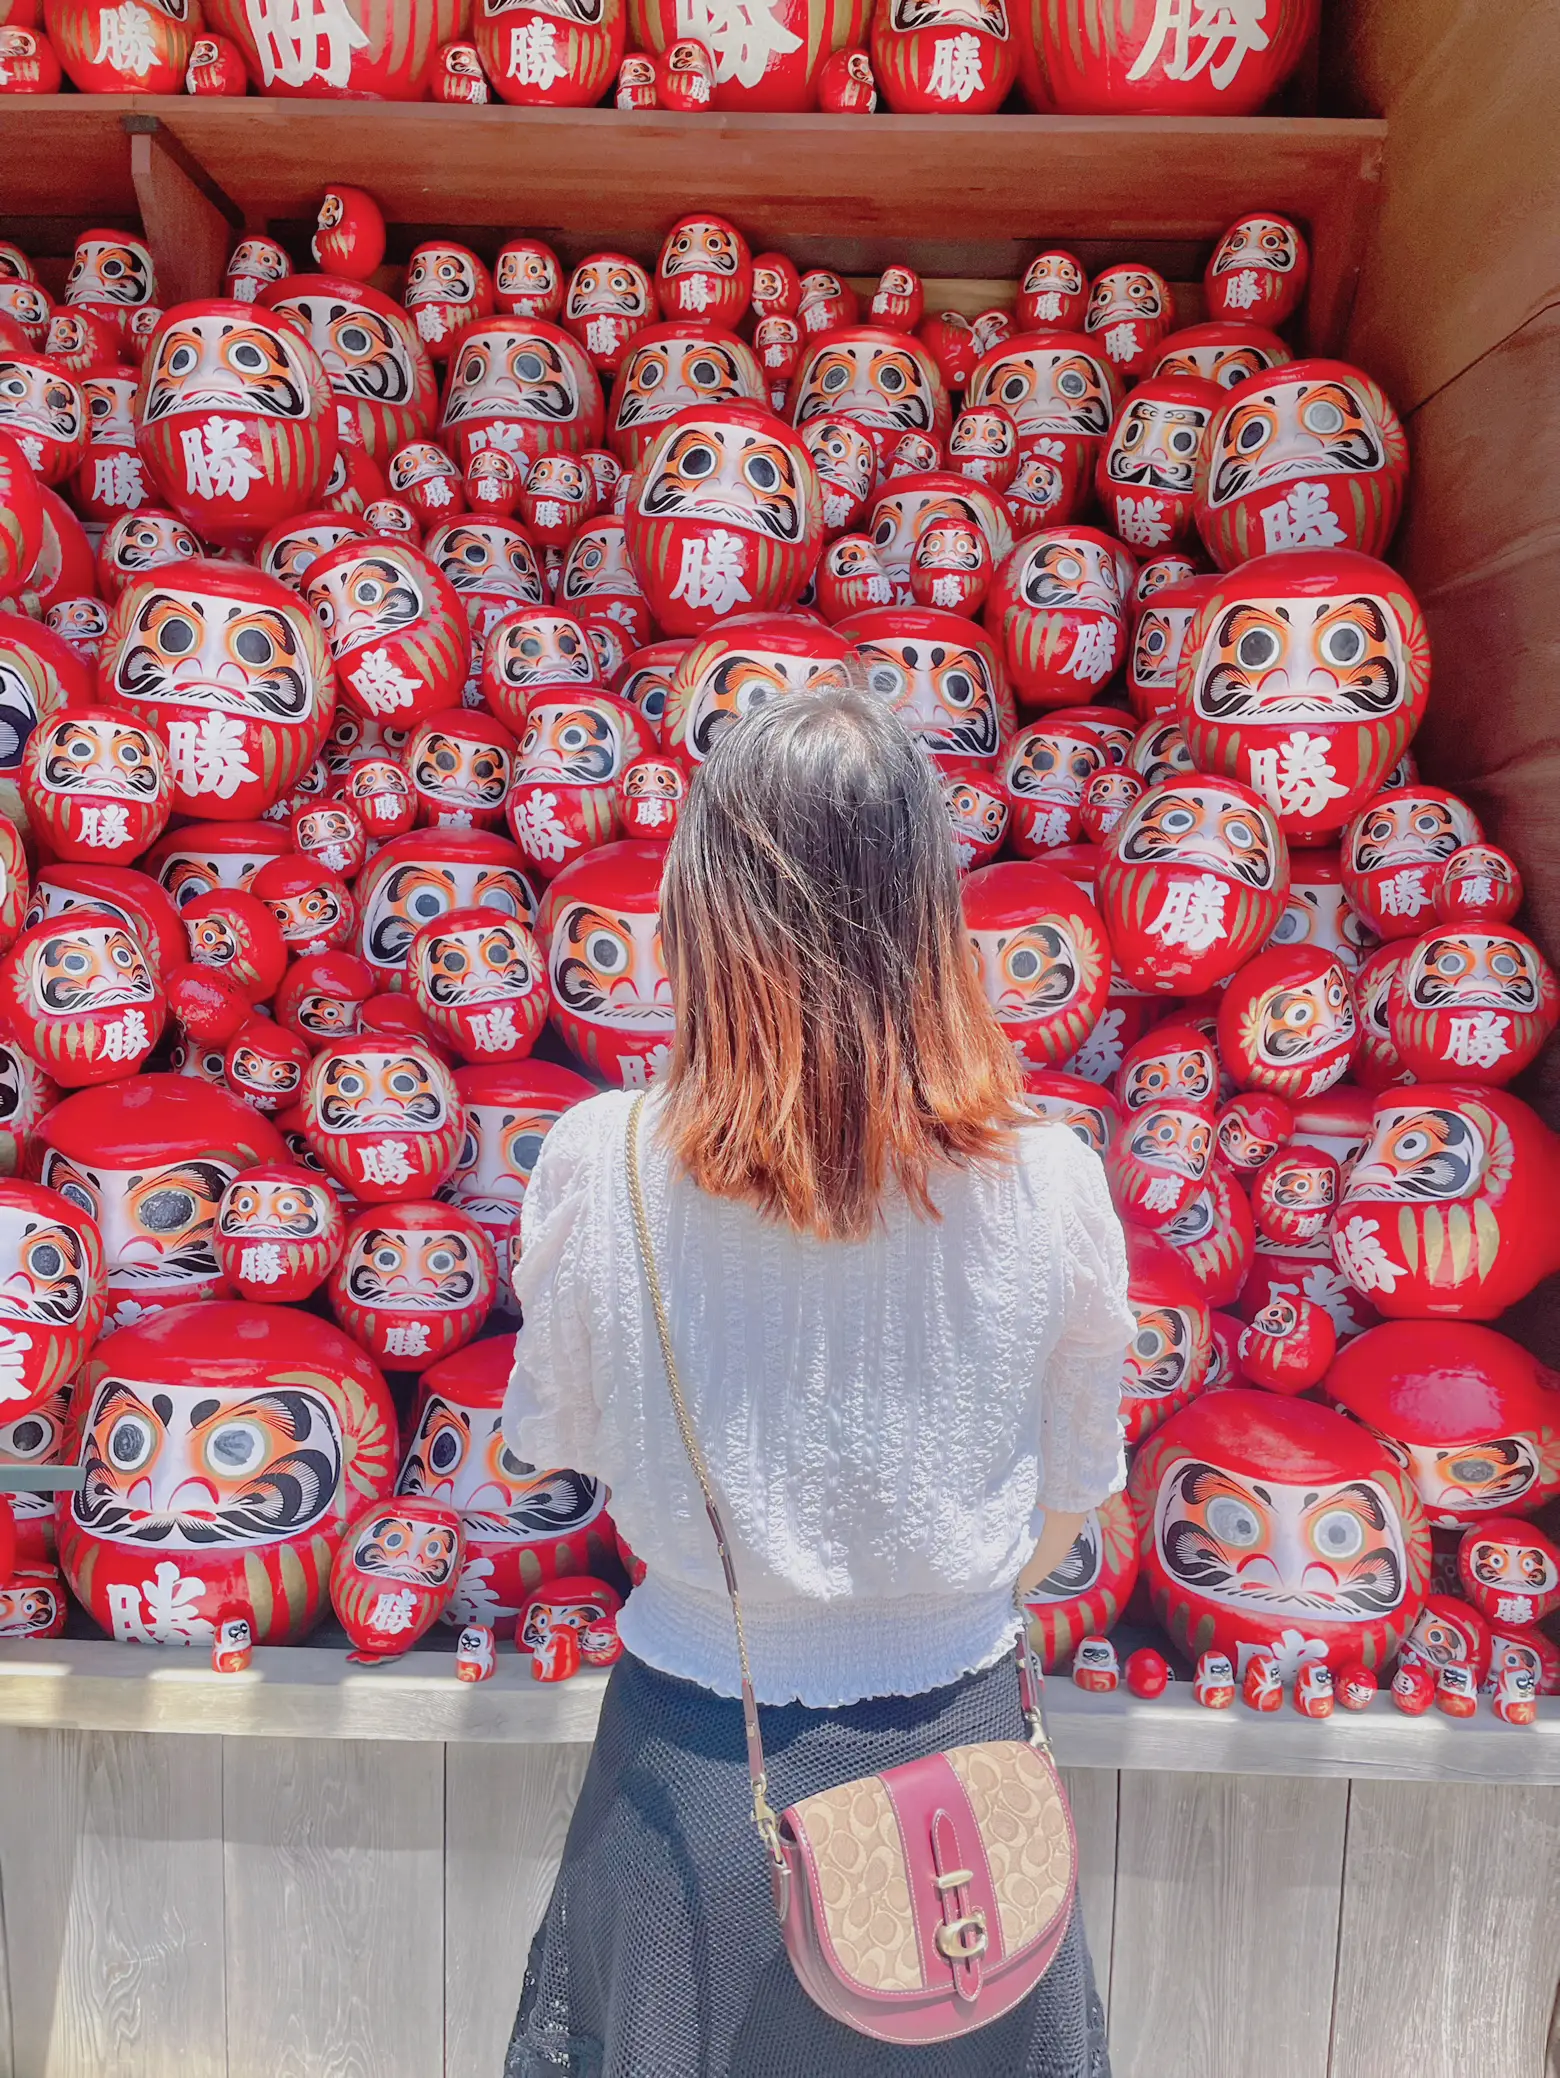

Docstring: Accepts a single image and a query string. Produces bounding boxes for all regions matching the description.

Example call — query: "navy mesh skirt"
[505,1648,1111,2078]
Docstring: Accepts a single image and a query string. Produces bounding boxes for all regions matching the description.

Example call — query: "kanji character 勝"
[1126,0,1272,93]
[0,1325,32,1402]
[510,791,581,865]
[180,420,264,504]
[1440,1012,1512,1070]
[165,714,259,801]
[1145,873,1228,954]
[1065,620,1118,683]
[92,453,146,511]
[1333,1215,1407,1295]
[1260,482,1348,553]
[383,1322,432,1359]
[246,0,369,87]
[350,648,422,717]
[74,804,132,850]
[91,0,159,75]
[927,33,985,102]
[358,1140,414,1188]
[507,18,566,89]
[669,531,752,616]
[240,1242,285,1285]
[1247,732,1351,821]
[677,0,802,89]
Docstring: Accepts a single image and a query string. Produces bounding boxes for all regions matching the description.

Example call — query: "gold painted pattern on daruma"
[790,1777,923,1991]
[943,1743,1072,1955]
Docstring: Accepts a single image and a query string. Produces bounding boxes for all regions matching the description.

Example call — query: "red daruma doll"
[21,709,171,865]
[406,908,550,1063]
[300,1036,464,1204]
[539,840,674,1087]
[214,1164,346,1302]
[0,1178,107,1416]
[330,1199,498,1372]
[0,908,166,1086]
[303,538,466,730]
[961,860,1111,1070]
[331,1496,465,1662]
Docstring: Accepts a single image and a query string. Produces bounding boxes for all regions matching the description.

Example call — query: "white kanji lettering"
[1459,873,1495,908]
[1375,869,1431,919]
[584,320,617,360]
[633,797,670,827]
[383,1323,431,1359]
[449,1555,505,1626]
[1065,1008,1125,1084]
[1221,268,1264,311]
[368,1586,419,1632]
[1113,493,1173,547]
[677,0,801,89]
[1334,1216,1407,1295]
[422,477,454,510]
[1028,291,1063,323]
[240,1241,285,1285]
[1260,480,1347,553]
[1141,1173,1181,1213]
[1101,321,1141,366]
[1247,731,1350,820]
[243,0,370,88]
[680,273,713,313]
[92,452,146,511]
[414,306,448,344]
[98,1010,150,1063]
[1064,620,1118,683]
[507,17,565,87]
[165,713,258,801]
[467,1005,521,1053]
[1126,0,1271,92]
[1145,872,1228,953]
[107,1561,215,1645]
[1026,804,1071,848]
[1494,1595,1536,1626]
[669,530,751,616]
[358,1140,414,1187]
[0,1326,32,1403]
[1440,1011,1512,1070]
[927,32,985,101]
[91,0,159,74]
[820,488,856,529]
[349,647,422,716]
[179,419,264,503]
[531,498,565,531]
[930,574,965,608]
[15,433,43,471]
[510,790,581,865]
[619,1044,672,1088]
[74,803,132,850]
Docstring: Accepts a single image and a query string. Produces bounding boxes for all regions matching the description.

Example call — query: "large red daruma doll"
[1021,1488,1137,1671]
[101,561,335,822]
[59,1302,397,1647]
[624,403,823,637]
[789,327,951,463]
[1326,1321,1560,1531]
[1097,777,1289,994]
[258,277,437,462]
[355,828,539,992]
[473,0,624,106]
[961,859,1111,1069]
[397,1334,617,1625]
[539,839,673,1087]
[1129,1388,1431,1676]
[1196,360,1409,570]
[1332,1085,1560,1322]
[133,302,338,549]
[1176,551,1431,847]
[662,615,854,769]
[438,319,604,475]
[203,0,463,96]
[508,687,654,877]
[609,323,767,470]
[0,1179,107,1416]
[1033,0,1315,115]
[839,607,1014,768]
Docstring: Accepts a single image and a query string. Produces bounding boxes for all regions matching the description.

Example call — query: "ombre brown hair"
[657,685,1025,1241]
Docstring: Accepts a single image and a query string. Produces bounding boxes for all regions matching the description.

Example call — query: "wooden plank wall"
[0,1731,1553,2078]
[1329,0,1560,1349]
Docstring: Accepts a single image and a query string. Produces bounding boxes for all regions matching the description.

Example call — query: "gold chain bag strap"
[625,1094,1078,2046]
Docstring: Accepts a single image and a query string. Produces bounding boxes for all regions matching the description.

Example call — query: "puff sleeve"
[1035,1128,1133,1516]
[501,1094,610,1476]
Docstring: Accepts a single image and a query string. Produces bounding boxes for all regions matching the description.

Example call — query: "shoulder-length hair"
[656,685,1024,1241]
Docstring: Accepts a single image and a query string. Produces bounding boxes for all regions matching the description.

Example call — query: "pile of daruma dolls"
[0,187,1553,1720]
[0,0,1317,120]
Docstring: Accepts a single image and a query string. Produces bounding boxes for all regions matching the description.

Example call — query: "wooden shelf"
[0,100,1385,350]
[0,1638,1552,1782]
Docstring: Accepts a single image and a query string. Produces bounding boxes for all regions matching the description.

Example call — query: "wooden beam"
[126,120,237,310]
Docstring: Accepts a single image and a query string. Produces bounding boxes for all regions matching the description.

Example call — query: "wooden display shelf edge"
[0,100,1386,349]
[0,1639,1551,1782]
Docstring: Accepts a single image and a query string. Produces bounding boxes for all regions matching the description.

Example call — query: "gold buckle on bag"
[934,1912,989,1963]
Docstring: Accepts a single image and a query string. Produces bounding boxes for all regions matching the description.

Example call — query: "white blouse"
[503,1089,1133,1708]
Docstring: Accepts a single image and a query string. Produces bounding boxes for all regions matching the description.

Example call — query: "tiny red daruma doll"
[1129,1388,1432,1676]
[303,538,465,729]
[59,1301,397,1646]
[1236,1293,1336,1396]
[1176,550,1432,847]
[407,908,549,1063]
[134,302,339,548]
[870,0,1017,114]
[1017,252,1088,332]
[1434,843,1523,928]
[1387,925,1560,1087]
[353,827,539,994]
[1084,263,1172,385]
[518,1573,623,1671]
[1020,1488,1138,1671]
[625,402,823,636]
[1205,215,1310,330]
[330,1495,465,1662]
[1071,1636,1118,1691]
[214,1163,345,1302]
[403,242,495,363]
[1196,360,1409,571]
[185,31,247,90]
[618,757,687,843]
[1098,778,1290,994]
[961,859,1111,1070]
[999,713,1107,855]
[1457,1518,1560,1629]
[211,1607,252,1672]
[1194,1651,1236,1708]
[456,1623,496,1677]
[330,1200,497,1373]
[0,908,165,1088]
[538,839,673,1087]
[101,561,336,822]
[225,1018,314,1114]
[301,1037,464,1205]
[21,709,171,866]
[311,189,385,283]
[654,216,751,329]
[0,1179,106,1416]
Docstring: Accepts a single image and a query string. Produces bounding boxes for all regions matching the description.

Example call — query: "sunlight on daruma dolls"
[21,709,170,865]
[539,839,672,1087]
[214,1163,345,1303]
[407,908,549,1063]
[330,1494,464,1662]
[1325,1320,1560,1531]
[1128,1388,1431,1677]
[662,615,854,769]
[625,403,823,636]
[0,1179,105,1416]
[300,1036,463,1204]
[58,1301,397,1647]
[1116,1226,1212,1442]
[133,302,338,548]
[101,561,335,822]
[329,1199,497,1373]
[960,858,1111,1069]
[1331,1085,1560,1322]
[1195,359,1408,570]
[399,1331,615,1623]
[1019,1489,1137,1673]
